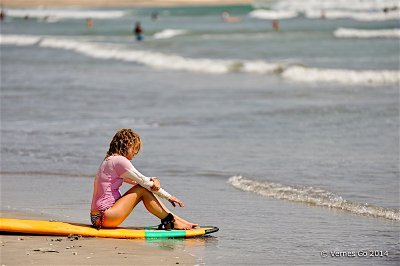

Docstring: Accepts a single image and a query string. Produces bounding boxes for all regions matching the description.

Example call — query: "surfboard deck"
[0,218,218,239]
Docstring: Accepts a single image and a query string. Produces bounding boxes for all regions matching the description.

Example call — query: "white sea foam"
[269,0,400,12]
[306,9,400,21]
[249,9,298,20]
[2,34,399,86]
[153,29,188,39]
[38,37,230,74]
[253,0,400,21]
[228,176,400,221]
[36,37,285,75]
[6,8,126,20]
[282,66,400,86]
[249,8,399,22]
[334,27,400,38]
[241,60,286,74]
[0,34,41,46]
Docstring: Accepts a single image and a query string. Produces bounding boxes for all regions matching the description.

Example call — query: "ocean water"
[1,1,399,265]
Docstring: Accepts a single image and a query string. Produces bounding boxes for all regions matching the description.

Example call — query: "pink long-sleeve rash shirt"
[91,155,171,211]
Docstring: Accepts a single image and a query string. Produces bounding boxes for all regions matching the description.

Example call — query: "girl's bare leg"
[102,186,196,229]
[154,195,198,228]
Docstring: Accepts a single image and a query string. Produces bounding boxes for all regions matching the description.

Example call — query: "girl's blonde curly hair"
[106,129,141,159]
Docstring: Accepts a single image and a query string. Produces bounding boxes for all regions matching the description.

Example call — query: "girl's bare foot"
[173,219,192,230]
[175,216,198,229]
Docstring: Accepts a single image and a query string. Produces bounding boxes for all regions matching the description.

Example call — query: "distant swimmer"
[0,9,5,21]
[86,18,93,29]
[272,19,279,31]
[133,21,143,41]
[151,11,159,21]
[222,11,241,23]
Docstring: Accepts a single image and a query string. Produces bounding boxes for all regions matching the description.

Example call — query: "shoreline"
[1,0,253,8]
[0,210,196,265]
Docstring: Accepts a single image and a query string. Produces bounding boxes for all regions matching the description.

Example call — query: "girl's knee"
[127,185,147,195]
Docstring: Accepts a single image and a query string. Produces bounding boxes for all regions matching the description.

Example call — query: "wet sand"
[0,210,195,265]
[1,0,253,8]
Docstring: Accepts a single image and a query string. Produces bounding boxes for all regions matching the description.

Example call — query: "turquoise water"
[1,2,399,265]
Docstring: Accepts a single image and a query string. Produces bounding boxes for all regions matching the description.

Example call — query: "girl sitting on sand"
[90,128,197,230]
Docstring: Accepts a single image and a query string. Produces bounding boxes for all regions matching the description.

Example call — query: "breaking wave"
[282,66,400,86]
[153,29,188,39]
[6,8,126,20]
[250,8,399,21]
[305,9,400,21]
[256,0,400,11]
[1,34,399,86]
[0,34,41,46]
[249,10,298,20]
[252,0,400,21]
[334,28,400,38]
[228,176,400,221]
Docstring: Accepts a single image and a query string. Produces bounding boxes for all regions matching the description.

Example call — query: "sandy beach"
[1,0,253,8]
[0,210,196,265]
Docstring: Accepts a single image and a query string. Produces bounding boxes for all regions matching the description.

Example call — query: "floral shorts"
[90,210,106,229]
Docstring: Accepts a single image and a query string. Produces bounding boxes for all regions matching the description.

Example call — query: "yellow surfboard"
[0,218,218,239]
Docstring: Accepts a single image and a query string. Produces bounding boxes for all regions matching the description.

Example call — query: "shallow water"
[1,3,399,265]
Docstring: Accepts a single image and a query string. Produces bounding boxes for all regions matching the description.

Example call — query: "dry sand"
[1,0,253,8]
[0,210,196,265]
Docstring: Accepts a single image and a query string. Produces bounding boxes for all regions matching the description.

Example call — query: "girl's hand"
[150,177,160,191]
[168,196,185,207]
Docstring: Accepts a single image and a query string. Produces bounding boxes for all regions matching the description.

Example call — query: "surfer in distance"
[222,11,241,23]
[90,129,198,230]
[134,21,143,41]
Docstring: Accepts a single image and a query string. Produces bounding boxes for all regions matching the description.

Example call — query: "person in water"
[90,128,198,230]
[86,18,93,29]
[0,9,6,21]
[133,22,143,41]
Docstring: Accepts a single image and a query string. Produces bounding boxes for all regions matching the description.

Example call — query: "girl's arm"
[123,177,137,185]
[121,167,172,199]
